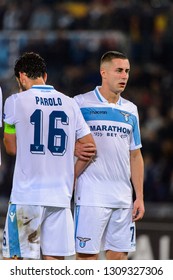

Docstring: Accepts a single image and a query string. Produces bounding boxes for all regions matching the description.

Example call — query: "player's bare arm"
[130,149,145,222]
[3,123,17,156]
[4,133,16,156]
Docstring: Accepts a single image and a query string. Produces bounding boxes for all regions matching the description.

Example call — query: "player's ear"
[16,78,21,91]
[18,72,27,82]
[19,72,26,78]
[100,67,106,79]
[43,73,47,83]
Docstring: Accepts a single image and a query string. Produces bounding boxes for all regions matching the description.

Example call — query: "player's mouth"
[119,82,126,87]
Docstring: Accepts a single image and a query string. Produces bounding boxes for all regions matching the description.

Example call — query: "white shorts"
[75,206,136,254]
[2,204,75,259]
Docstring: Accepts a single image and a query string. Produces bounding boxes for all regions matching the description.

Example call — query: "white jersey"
[0,87,2,165]
[4,85,90,207]
[74,86,142,208]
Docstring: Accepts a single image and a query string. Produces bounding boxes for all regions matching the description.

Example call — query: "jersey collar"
[31,85,54,90]
[94,86,122,105]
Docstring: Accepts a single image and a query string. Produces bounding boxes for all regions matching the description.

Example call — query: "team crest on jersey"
[77,237,91,248]
[120,111,131,122]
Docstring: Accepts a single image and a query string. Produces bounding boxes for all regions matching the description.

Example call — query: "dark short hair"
[100,51,128,65]
[14,52,47,79]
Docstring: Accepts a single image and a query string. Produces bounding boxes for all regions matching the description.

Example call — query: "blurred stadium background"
[1,0,173,259]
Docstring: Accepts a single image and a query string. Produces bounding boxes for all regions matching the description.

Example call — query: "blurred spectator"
[28,4,54,30]
[2,2,22,30]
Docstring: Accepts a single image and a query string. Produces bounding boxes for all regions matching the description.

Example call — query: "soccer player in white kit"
[74,51,145,260]
[2,52,96,260]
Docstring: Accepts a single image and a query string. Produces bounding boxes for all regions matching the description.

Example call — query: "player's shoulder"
[74,90,95,106]
[5,92,20,103]
[54,89,73,101]
[5,89,35,109]
[58,91,79,107]
[120,96,138,112]
[55,90,83,111]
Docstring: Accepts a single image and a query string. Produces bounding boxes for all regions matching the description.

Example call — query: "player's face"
[101,58,130,95]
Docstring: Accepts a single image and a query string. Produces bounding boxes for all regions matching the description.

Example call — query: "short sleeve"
[73,98,91,140]
[3,95,16,125]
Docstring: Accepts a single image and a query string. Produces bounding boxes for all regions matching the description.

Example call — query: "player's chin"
[117,85,126,93]
[119,85,126,90]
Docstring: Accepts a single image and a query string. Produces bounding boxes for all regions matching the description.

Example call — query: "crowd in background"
[1,0,173,202]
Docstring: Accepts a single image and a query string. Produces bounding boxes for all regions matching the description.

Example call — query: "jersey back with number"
[4,85,90,207]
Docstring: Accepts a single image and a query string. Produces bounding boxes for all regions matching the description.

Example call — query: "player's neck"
[32,77,46,85]
[29,78,46,88]
[99,87,120,104]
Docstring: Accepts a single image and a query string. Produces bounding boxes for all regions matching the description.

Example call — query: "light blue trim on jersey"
[31,85,54,90]
[74,205,80,240]
[94,87,104,102]
[81,107,135,124]
[81,107,141,146]
[8,204,21,258]
[94,86,122,105]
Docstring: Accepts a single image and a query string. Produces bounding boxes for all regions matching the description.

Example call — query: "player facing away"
[2,52,96,260]
[74,51,145,260]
